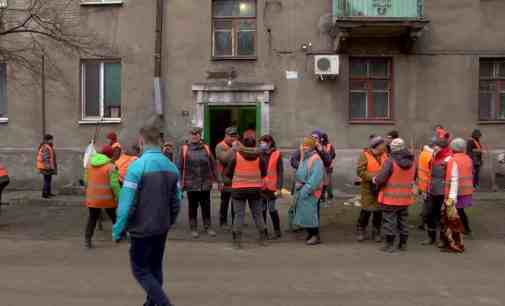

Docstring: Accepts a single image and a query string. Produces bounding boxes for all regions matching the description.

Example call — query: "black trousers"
[473,165,481,188]
[0,180,9,215]
[357,209,383,230]
[187,191,211,230]
[457,208,471,233]
[85,207,117,240]
[425,195,444,233]
[42,174,52,196]
[219,191,234,226]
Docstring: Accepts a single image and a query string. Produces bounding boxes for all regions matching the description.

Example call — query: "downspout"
[153,0,165,130]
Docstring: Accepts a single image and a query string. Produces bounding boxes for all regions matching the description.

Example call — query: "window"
[212,0,257,59]
[80,0,123,5]
[349,58,393,121]
[81,60,121,121]
[0,63,7,120]
[479,59,505,121]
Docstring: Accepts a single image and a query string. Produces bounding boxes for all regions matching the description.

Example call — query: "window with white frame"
[81,60,121,121]
[80,0,123,5]
[0,63,7,119]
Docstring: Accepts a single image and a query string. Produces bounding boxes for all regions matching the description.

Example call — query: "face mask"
[260,143,269,151]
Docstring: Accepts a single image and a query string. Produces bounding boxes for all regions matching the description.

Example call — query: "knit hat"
[434,128,451,148]
[303,137,316,150]
[107,132,118,143]
[243,129,256,141]
[101,145,114,158]
[225,127,238,136]
[190,127,203,135]
[390,138,406,152]
[369,136,385,149]
[311,129,323,139]
[450,138,466,153]
[472,129,482,138]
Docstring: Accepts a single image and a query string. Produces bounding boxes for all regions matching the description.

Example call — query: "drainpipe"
[153,0,165,121]
[41,54,46,138]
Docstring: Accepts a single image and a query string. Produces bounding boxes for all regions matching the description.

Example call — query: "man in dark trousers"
[113,124,180,306]
[467,129,483,189]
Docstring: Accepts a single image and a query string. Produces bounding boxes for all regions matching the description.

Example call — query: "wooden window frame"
[349,57,394,123]
[80,59,122,123]
[211,0,258,60]
[479,59,505,123]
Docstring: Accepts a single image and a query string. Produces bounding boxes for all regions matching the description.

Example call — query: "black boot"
[356,226,366,242]
[421,230,437,245]
[372,227,382,243]
[232,232,242,250]
[262,210,268,225]
[380,235,396,253]
[398,235,408,251]
[85,237,93,249]
[270,211,282,239]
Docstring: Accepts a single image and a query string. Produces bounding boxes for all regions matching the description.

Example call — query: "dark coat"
[177,142,217,192]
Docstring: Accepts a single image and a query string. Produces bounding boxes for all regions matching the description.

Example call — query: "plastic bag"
[83,142,96,169]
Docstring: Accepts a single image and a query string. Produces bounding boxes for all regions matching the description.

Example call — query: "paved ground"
[0,191,504,306]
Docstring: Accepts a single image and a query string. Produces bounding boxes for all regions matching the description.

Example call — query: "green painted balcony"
[332,0,429,52]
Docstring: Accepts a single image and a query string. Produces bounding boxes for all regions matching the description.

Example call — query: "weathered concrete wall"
[1,0,505,189]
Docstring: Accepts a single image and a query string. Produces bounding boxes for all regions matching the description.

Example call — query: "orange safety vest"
[307,154,324,199]
[232,152,263,189]
[85,163,116,208]
[363,150,388,177]
[379,161,416,206]
[0,162,8,178]
[417,149,433,193]
[263,150,281,192]
[115,154,138,183]
[181,144,212,188]
[445,153,474,198]
[472,139,482,151]
[36,144,55,171]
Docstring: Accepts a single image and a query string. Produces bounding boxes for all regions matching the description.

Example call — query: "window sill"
[349,120,395,125]
[80,1,123,6]
[0,118,8,124]
[211,56,258,61]
[477,120,505,125]
[79,119,122,125]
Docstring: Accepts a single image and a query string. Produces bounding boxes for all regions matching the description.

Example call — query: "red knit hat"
[101,145,114,158]
[107,132,118,143]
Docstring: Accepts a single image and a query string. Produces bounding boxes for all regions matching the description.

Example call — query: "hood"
[301,149,317,161]
[237,144,260,161]
[90,153,112,167]
[391,149,414,169]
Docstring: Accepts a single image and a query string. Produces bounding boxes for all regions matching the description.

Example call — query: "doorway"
[204,105,261,150]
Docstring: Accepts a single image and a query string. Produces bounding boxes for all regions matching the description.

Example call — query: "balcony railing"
[333,0,424,19]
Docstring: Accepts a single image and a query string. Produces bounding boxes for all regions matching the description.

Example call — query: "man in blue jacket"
[113,125,180,306]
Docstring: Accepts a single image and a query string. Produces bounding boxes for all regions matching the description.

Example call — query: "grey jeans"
[232,197,266,234]
[382,206,409,237]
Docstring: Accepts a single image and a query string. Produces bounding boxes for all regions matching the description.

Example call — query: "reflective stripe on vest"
[379,161,416,206]
[307,154,324,199]
[115,154,138,182]
[36,144,55,171]
[232,152,262,189]
[263,150,281,192]
[0,163,8,178]
[472,139,482,151]
[86,163,116,208]
[181,144,212,188]
[445,153,474,197]
[364,150,387,177]
[417,150,433,193]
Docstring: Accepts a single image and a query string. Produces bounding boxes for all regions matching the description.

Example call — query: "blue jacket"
[112,147,181,240]
[293,150,324,228]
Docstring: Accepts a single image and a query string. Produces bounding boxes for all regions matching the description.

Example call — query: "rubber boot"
[398,235,408,251]
[380,235,396,253]
[372,228,382,243]
[232,232,242,250]
[356,227,366,242]
[259,229,268,246]
[421,230,436,245]
[270,211,282,239]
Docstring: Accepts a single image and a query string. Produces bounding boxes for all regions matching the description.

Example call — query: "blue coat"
[293,151,324,228]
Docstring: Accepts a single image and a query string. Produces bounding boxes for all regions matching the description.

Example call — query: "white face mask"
[260,142,269,151]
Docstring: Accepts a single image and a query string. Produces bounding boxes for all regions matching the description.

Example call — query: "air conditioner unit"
[314,55,339,77]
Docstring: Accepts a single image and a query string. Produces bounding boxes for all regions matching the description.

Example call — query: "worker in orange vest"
[416,142,434,230]
[36,134,57,199]
[438,138,474,253]
[373,138,416,253]
[224,131,268,249]
[259,135,284,239]
[84,145,120,249]
[466,129,483,189]
[115,143,140,184]
[216,127,239,229]
[0,161,9,214]
[356,136,388,243]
